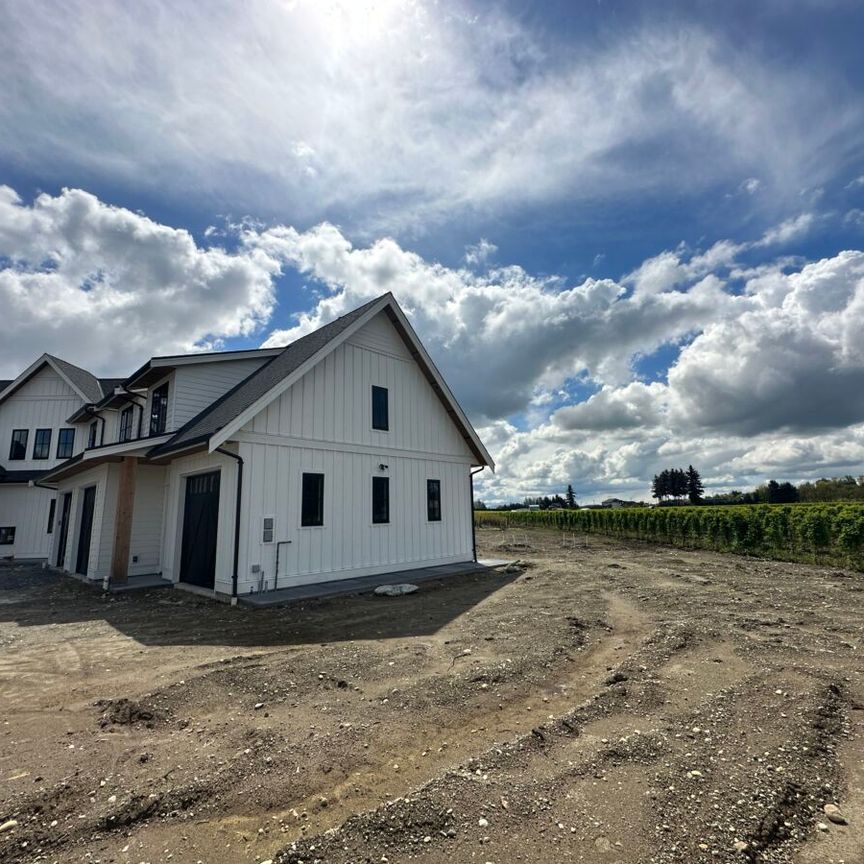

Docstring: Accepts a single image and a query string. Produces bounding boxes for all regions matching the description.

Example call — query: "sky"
[2,0,864,504]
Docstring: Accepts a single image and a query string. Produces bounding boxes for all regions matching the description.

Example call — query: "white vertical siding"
[0,365,87,469]
[235,443,473,592]
[0,486,55,559]
[229,310,478,592]
[246,312,475,459]
[127,465,166,575]
[55,464,113,582]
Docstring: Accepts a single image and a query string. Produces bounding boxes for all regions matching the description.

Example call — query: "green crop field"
[475,503,864,570]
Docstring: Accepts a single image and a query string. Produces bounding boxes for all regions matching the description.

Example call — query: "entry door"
[56,493,72,568]
[179,471,221,589]
[75,486,96,575]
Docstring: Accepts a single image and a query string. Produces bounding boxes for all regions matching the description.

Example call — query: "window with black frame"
[301,472,325,527]
[427,479,441,522]
[119,405,134,442]
[87,421,98,449]
[372,475,390,524]
[150,382,169,435]
[56,428,75,459]
[371,385,389,431]
[33,428,52,459]
[9,429,27,460]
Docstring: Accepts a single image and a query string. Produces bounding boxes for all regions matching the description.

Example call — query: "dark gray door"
[180,471,220,589]
[56,492,72,568]
[75,486,96,575]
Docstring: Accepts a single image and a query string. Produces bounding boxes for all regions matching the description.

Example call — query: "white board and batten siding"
[0,486,54,559]
[128,465,167,576]
[0,365,86,469]
[232,310,477,591]
[51,463,112,581]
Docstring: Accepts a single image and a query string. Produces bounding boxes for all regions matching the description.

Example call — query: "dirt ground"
[1,528,862,864]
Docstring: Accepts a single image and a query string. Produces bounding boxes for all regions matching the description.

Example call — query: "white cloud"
[252,222,747,416]
[0,186,279,376]
[755,212,815,246]
[464,239,497,267]
[0,2,859,233]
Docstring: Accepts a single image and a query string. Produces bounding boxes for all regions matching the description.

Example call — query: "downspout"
[215,446,243,600]
[470,466,485,562]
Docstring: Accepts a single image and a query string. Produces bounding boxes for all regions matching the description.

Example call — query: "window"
[301,473,325,527]
[149,382,169,435]
[262,516,274,543]
[9,429,28,460]
[0,527,14,545]
[427,479,441,522]
[87,421,98,449]
[57,428,75,459]
[47,499,56,534]
[33,428,52,459]
[372,385,389,431]
[372,476,390,524]
[119,405,134,442]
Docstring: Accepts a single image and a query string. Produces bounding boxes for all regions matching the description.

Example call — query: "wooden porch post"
[110,456,138,584]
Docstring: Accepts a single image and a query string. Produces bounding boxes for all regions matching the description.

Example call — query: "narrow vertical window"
[47,499,56,534]
[57,428,75,459]
[371,385,389,431]
[87,421,98,449]
[301,473,325,527]
[33,429,52,459]
[427,479,441,522]
[119,405,134,442]
[9,429,28,460]
[372,476,390,524]
[150,382,169,435]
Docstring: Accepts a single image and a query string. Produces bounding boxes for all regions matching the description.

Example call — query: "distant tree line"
[475,473,864,510]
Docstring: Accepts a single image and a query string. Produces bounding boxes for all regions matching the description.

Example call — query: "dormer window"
[119,405,135,442]
[149,382,169,435]
[87,421,98,449]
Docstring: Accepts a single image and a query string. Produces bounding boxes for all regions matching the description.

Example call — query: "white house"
[0,356,124,560]
[25,294,493,599]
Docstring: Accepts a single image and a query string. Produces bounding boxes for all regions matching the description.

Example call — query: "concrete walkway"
[237,558,511,607]
[107,574,173,593]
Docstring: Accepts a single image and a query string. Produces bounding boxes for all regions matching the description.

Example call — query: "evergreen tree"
[671,468,688,499]
[686,465,704,504]
[565,484,577,508]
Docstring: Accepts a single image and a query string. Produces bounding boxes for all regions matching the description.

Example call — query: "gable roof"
[0,354,120,405]
[148,296,382,458]
[149,294,493,468]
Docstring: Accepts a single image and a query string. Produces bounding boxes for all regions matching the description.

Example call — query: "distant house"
[4,294,494,598]
[601,497,641,509]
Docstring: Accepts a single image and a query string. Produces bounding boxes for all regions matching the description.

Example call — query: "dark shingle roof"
[98,377,127,396]
[47,355,117,402]
[0,467,46,484]
[0,380,12,393]
[149,295,385,457]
